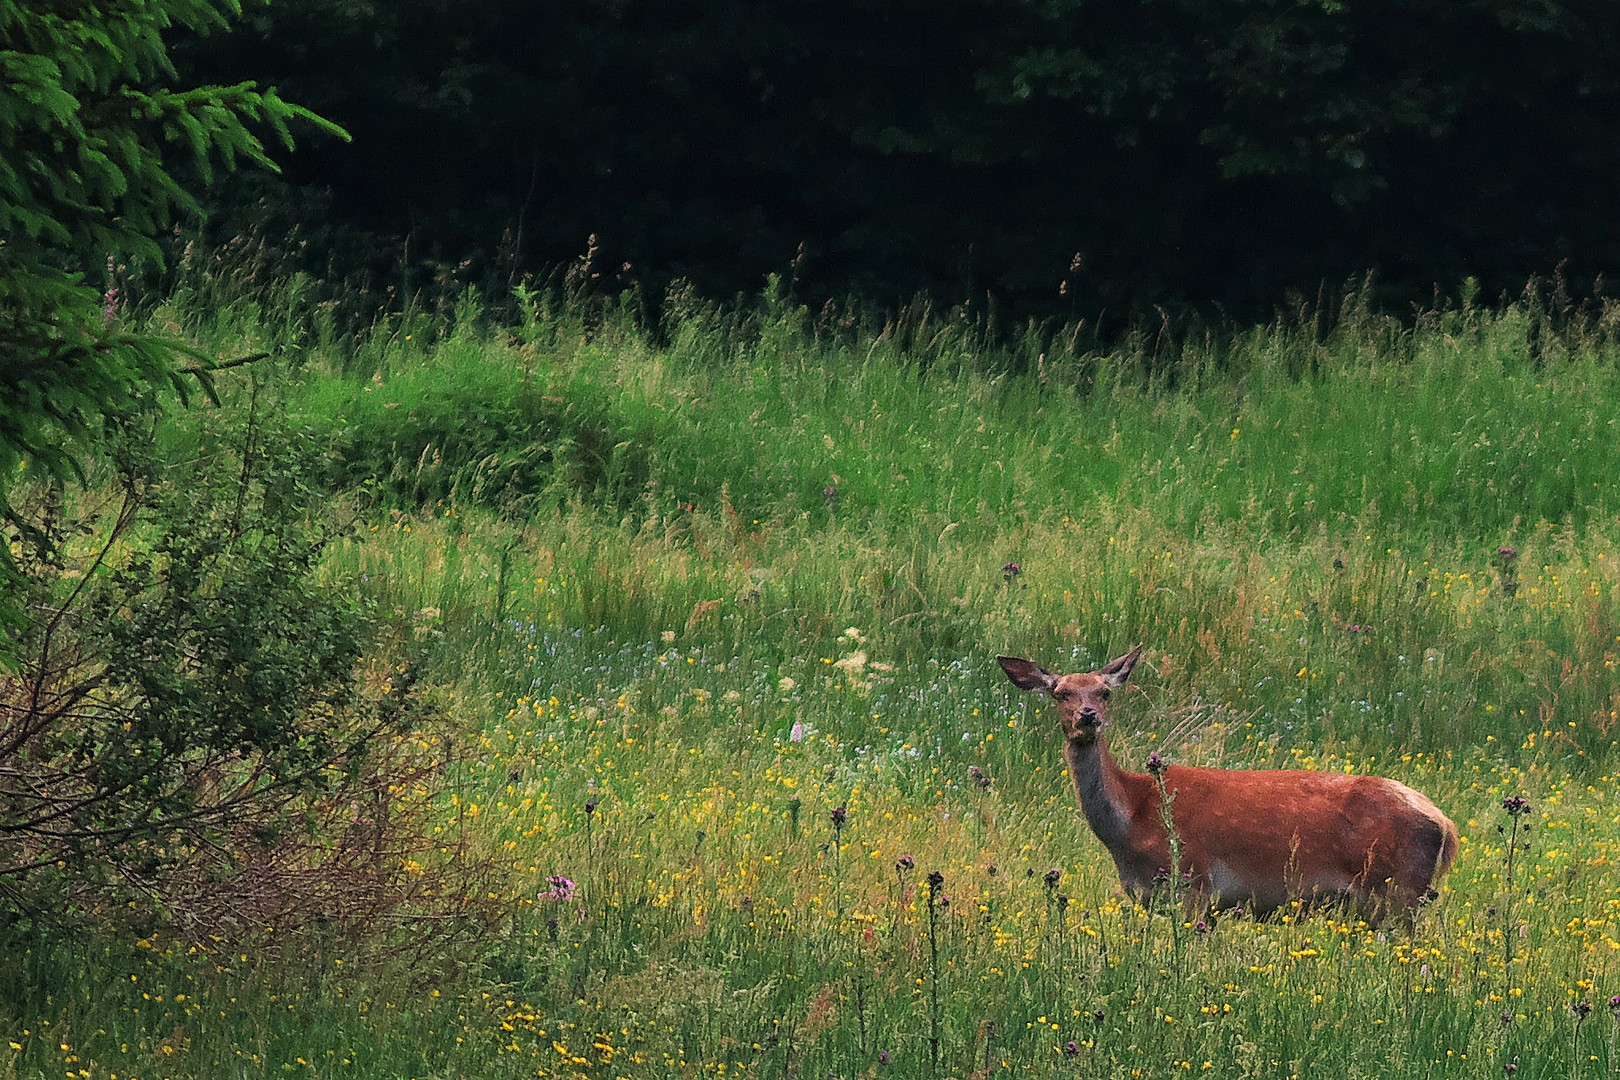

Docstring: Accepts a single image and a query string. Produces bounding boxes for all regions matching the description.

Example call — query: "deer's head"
[997,647,1143,745]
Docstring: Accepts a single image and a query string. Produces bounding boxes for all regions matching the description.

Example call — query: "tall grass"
[6,277,1620,1079]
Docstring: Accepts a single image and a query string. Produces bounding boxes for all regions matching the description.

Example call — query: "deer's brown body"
[999,649,1458,920]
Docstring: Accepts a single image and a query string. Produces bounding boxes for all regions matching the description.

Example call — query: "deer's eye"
[1053,689,1074,701]
[1096,688,1111,700]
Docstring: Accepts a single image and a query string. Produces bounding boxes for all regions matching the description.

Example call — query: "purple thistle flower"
[1002,562,1021,583]
[1043,867,1062,888]
[1503,795,1531,818]
[1497,545,1518,563]
[879,1050,890,1066]
[830,805,848,831]
[1062,1041,1080,1057]
[969,764,993,790]
[541,875,576,901]
[897,854,915,872]
[1146,751,1167,777]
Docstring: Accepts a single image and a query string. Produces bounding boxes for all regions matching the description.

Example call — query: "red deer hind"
[998,647,1457,922]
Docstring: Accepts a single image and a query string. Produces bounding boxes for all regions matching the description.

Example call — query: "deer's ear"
[1099,646,1144,688]
[997,656,1058,693]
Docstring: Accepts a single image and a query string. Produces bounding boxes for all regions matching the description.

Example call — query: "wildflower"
[1503,1061,1518,1076]
[1043,867,1062,888]
[879,1050,890,1066]
[778,676,797,694]
[790,721,805,743]
[830,805,848,832]
[1146,752,1167,777]
[897,855,915,872]
[969,764,993,790]
[1573,1000,1594,1020]
[541,875,576,901]
[1194,919,1210,935]
[1002,562,1021,583]
[584,799,597,816]
[1503,795,1531,818]
[834,650,869,675]
[823,485,839,505]
[1063,1041,1080,1057]
[1497,546,1518,564]
[1608,995,1620,1015]
[927,870,945,890]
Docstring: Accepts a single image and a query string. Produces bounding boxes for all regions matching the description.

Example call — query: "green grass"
[6,281,1620,1079]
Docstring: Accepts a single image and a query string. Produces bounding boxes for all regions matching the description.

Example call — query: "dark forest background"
[176,0,1620,321]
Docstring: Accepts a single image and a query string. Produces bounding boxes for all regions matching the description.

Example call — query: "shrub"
[0,406,489,952]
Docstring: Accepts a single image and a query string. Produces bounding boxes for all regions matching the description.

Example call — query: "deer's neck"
[1065,736,1139,853]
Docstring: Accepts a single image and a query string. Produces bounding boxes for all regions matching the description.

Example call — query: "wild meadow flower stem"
[1148,753,1184,976]
[1501,796,1530,974]
[894,856,915,936]
[584,799,597,880]
[927,870,944,1080]
[1605,996,1620,1072]
[855,971,868,1057]
[1572,1000,1593,1080]
[831,805,847,920]
[1055,893,1070,1013]
[1042,868,1064,1007]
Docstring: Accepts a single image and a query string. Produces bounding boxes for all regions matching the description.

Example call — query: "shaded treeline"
[177,0,1620,319]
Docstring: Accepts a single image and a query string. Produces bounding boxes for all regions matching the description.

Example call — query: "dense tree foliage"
[0,0,339,651]
[180,0,1620,317]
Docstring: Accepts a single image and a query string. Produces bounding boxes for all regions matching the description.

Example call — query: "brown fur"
[998,649,1457,922]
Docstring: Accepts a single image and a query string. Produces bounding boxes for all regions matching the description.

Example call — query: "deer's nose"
[1078,706,1099,725]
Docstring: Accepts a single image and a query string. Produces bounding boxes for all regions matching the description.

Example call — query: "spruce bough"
[0,0,343,650]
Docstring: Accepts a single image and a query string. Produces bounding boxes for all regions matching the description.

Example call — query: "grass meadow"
[5,277,1620,1080]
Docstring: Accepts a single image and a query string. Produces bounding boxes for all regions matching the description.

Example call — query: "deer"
[997,647,1457,923]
